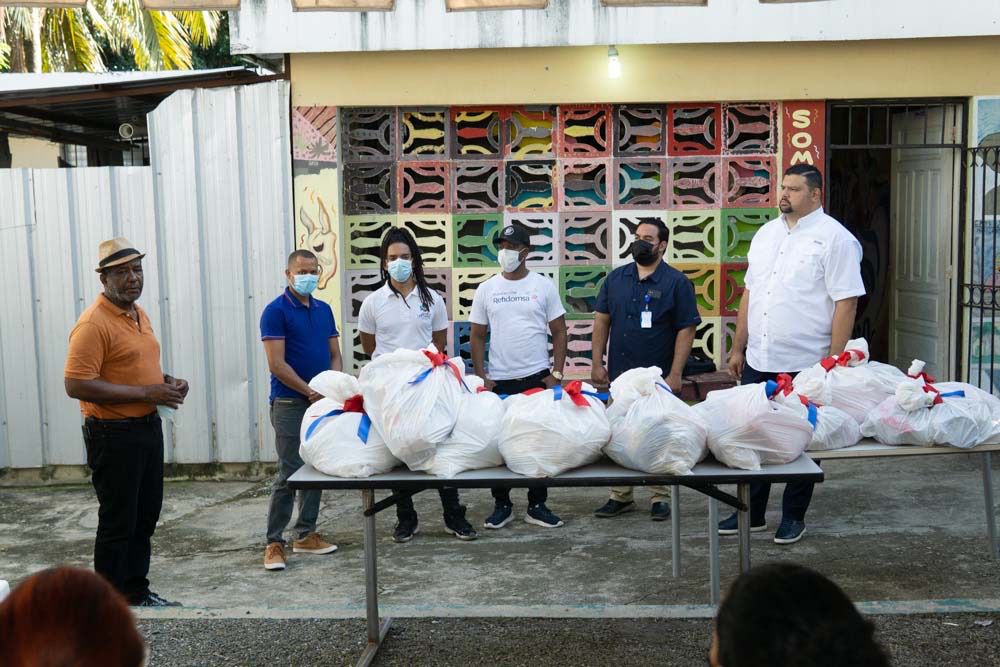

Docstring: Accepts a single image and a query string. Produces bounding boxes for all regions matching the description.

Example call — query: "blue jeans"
[266,397,322,544]
[742,364,818,523]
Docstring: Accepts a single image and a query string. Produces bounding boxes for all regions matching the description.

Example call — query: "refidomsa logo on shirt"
[493,294,531,304]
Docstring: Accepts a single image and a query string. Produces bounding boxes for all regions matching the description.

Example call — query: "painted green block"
[721,208,776,262]
[453,213,504,267]
[560,265,610,320]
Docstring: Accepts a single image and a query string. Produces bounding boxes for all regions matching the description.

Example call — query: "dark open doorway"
[825,100,966,377]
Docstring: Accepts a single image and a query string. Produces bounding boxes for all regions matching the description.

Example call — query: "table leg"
[708,495,720,605]
[358,489,392,667]
[737,483,751,574]
[982,452,998,561]
[671,485,681,578]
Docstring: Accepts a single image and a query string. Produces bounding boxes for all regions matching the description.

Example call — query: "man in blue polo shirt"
[259,249,343,571]
[591,219,701,521]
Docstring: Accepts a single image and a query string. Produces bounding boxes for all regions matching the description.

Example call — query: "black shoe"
[444,505,478,541]
[525,503,564,528]
[650,502,671,522]
[593,499,636,518]
[774,518,807,545]
[393,520,419,543]
[718,512,767,536]
[129,591,181,607]
[484,502,514,530]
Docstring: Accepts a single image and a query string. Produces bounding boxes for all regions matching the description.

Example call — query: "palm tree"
[0,1,221,73]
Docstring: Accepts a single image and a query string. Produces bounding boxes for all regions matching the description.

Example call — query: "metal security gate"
[964,146,1000,396]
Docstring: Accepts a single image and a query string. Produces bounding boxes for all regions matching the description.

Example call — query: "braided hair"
[379,227,435,312]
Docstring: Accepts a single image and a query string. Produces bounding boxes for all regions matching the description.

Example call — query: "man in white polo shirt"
[721,164,865,545]
[470,222,568,530]
[359,227,477,543]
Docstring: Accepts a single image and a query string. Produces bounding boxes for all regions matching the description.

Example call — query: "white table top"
[288,455,824,491]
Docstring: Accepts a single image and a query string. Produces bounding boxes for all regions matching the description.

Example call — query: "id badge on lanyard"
[641,293,652,329]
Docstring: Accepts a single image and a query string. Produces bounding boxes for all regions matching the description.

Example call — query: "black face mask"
[631,239,661,266]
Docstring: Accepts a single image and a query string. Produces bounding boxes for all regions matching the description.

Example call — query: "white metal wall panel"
[239,83,295,463]
[0,80,291,470]
[0,171,44,469]
[148,80,290,465]
[30,170,86,466]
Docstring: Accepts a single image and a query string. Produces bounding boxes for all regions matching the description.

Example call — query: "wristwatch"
[550,370,564,381]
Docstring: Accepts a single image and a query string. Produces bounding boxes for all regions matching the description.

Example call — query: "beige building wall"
[9,136,61,169]
[291,37,1000,106]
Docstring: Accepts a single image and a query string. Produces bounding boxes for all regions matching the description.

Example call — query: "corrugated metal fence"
[0,80,292,469]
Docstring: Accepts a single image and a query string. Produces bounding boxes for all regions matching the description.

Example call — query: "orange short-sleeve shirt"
[64,294,164,419]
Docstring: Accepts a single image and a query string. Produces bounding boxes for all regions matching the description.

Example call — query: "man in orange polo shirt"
[64,238,189,607]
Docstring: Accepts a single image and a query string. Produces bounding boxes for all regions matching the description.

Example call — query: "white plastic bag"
[499,380,611,477]
[861,380,997,449]
[300,371,400,478]
[359,344,469,470]
[769,382,861,452]
[605,367,708,475]
[694,381,814,471]
[807,405,862,451]
[0,579,9,604]
[792,338,905,424]
[429,375,506,477]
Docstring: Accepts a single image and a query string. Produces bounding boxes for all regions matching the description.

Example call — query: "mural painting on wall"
[294,102,794,376]
[293,107,341,317]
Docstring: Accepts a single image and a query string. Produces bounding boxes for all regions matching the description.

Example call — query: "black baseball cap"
[498,223,531,248]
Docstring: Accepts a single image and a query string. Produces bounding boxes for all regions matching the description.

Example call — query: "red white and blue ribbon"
[921,383,965,406]
[408,349,471,392]
[304,394,372,443]
[522,380,608,405]
[765,375,818,430]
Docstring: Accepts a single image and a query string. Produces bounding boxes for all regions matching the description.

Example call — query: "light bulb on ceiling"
[607,45,622,79]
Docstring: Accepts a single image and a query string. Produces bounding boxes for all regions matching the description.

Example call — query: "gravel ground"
[138,613,1000,666]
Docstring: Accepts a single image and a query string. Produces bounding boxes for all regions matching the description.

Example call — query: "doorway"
[826,100,965,379]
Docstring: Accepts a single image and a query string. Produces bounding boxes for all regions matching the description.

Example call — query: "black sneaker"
[525,503,564,528]
[718,512,767,536]
[483,502,514,530]
[594,499,636,518]
[393,520,419,543]
[129,591,181,607]
[444,506,478,541]
[774,518,807,545]
[650,502,671,522]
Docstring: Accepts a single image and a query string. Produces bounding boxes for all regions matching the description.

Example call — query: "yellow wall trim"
[292,37,1000,106]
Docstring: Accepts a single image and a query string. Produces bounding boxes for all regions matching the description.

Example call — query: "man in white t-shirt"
[470,223,568,530]
[358,227,477,544]
[721,164,865,545]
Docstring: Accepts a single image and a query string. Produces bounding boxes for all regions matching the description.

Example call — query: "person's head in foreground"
[710,563,890,667]
[0,567,145,667]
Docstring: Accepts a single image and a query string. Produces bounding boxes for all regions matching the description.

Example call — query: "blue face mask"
[292,273,319,296]
[387,258,413,283]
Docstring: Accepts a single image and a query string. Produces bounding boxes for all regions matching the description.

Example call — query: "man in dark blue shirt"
[591,219,701,521]
[259,249,343,571]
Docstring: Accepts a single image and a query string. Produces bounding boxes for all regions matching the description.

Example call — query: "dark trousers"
[741,363,818,523]
[491,369,550,507]
[83,413,164,600]
[267,397,322,544]
[395,487,462,524]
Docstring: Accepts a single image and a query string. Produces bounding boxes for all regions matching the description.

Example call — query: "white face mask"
[497,248,523,273]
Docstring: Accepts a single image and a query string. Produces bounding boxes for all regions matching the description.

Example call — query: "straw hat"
[95,237,145,272]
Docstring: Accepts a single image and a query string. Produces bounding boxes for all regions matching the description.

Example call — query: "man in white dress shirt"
[721,164,865,545]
